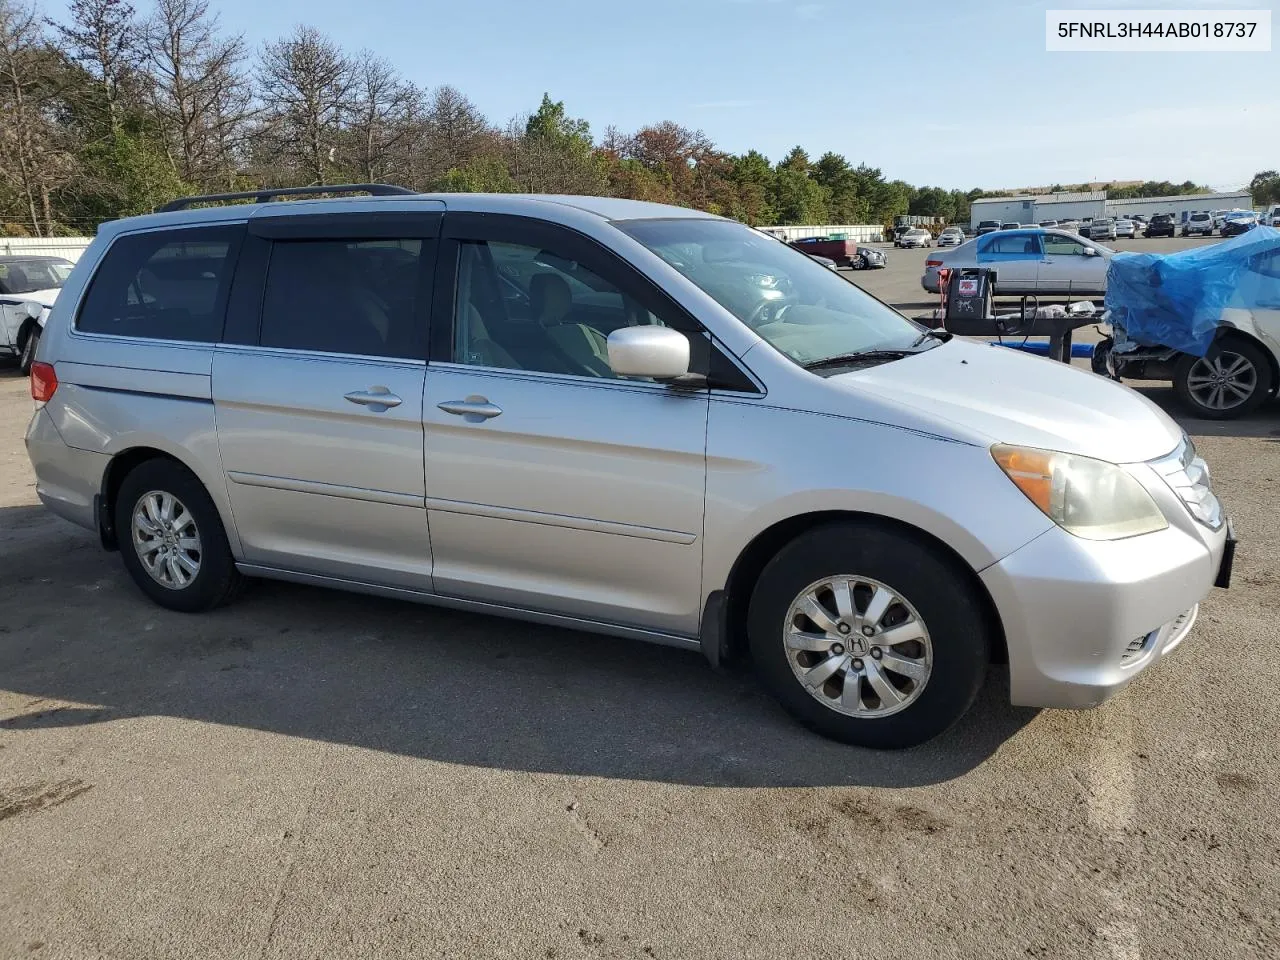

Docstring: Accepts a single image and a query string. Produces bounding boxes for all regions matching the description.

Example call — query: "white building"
[970,192,1105,228]
[970,189,1253,229]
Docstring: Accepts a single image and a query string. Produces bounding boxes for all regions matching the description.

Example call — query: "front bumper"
[981,510,1228,709]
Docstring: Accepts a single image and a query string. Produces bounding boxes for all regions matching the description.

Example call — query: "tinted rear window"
[259,239,425,358]
[76,227,242,341]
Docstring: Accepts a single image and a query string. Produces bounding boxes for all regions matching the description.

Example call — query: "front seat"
[529,273,611,376]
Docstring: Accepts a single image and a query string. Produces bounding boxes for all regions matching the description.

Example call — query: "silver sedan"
[922,228,1113,295]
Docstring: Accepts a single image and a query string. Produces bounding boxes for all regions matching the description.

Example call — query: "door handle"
[344,387,402,411]
[437,396,503,421]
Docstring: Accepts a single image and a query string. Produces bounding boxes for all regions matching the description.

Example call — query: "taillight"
[925,259,942,267]
[30,361,57,402]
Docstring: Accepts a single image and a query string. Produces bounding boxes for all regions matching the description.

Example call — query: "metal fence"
[0,237,93,262]
[759,224,886,243]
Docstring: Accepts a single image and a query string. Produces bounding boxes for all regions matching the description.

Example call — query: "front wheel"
[18,325,39,375]
[747,522,989,749]
[1173,340,1273,420]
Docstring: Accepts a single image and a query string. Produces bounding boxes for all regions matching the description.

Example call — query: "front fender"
[702,401,1055,602]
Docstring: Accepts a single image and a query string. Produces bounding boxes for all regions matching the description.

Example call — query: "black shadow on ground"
[0,505,1037,789]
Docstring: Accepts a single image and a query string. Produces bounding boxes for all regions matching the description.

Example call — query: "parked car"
[1145,214,1177,238]
[898,228,932,249]
[1211,210,1229,230]
[809,253,840,270]
[1087,218,1118,241]
[1037,220,1058,228]
[788,236,865,267]
[851,245,886,269]
[892,225,914,246]
[0,255,75,375]
[1114,219,1137,239]
[936,226,964,247]
[1221,213,1259,237]
[25,185,1231,750]
[1183,212,1214,237]
[1056,219,1081,233]
[922,228,1112,295]
[999,222,1021,231]
[975,220,1001,236]
[1099,226,1280,419]
[1266,204,1280,227]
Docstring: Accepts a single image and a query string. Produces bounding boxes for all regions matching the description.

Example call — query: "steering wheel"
[746,297,789,329]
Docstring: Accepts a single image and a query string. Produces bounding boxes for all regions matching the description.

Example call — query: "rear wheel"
[18,325,39,376]
[747,522,989,749]
[115,459,243,612]
[1173,339,1273,420]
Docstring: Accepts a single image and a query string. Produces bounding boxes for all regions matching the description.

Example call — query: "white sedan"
[922,228,1113,295]
[0,256,74,374]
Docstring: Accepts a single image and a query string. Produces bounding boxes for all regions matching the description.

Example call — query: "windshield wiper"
[910,327,950,348]
[802,350,911,371]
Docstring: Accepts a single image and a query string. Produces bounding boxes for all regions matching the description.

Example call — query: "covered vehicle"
[0,256,75,374]
[1097,226,1280,418]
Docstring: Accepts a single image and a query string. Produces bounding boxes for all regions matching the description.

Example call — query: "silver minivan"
[24,186,1234,749]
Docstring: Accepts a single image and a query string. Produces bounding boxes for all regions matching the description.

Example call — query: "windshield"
[0,259,72,295]
[616,218,929,366]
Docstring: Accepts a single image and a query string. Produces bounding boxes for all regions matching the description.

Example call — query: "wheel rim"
[1186,351,1257,411]
[782,575,933,719]
[131,490,202,590]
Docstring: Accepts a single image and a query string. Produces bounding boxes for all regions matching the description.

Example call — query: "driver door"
[421,214,712,636]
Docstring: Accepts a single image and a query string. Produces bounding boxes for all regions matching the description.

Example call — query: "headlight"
[991,444,1168,540]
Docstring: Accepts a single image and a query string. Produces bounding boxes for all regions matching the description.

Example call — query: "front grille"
[1149,437,1223,529]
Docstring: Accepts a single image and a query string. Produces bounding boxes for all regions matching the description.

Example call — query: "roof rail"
[157,183,417,213]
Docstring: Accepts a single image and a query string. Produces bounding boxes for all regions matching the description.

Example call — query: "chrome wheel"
[131,490,202,590]
[783,575,932,719]
[1186,351,1258,411]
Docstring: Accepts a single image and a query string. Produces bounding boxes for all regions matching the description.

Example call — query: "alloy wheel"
[1186,351,1258,411]
[131,490,203,590]
[783,575,932,718]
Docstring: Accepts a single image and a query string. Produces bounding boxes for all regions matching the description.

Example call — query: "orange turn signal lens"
[991,444,1054,514]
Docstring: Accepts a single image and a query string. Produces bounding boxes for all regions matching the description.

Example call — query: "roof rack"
[157,183,417,213]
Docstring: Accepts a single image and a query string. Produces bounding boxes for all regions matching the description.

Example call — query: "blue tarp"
[1104,225,1280,356]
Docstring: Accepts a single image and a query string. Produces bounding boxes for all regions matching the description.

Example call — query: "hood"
[10,288,60,308]
[830,338,1182,464]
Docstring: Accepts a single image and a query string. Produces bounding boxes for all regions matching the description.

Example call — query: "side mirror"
[1082,247,1098,256]
[607,326,690,380]
[24,301,42,319]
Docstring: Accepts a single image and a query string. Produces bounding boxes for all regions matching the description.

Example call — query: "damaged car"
[1094,226,1280,419]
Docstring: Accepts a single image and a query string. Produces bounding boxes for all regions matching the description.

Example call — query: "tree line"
[0,0,1247,237]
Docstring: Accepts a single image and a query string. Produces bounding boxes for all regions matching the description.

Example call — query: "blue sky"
[193,0,1275,190]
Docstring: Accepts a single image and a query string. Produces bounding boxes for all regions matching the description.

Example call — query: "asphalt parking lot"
[2,251,1279,957]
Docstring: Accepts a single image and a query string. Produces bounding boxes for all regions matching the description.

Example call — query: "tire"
[18,325,39,376]
[747,522,989,749]
[114,458,243,612]
[1173,338,1273,420]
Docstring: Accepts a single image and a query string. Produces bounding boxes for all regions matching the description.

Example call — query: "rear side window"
[983,234,1042,256]
[77,227,242,342]
[259,239,425,359]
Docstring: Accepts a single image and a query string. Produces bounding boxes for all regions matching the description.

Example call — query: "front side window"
[1043,234,1090,256]
[453,239,672,379]
[259,239,424,359]
[617,218,932,367]
[77,228,241,341]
